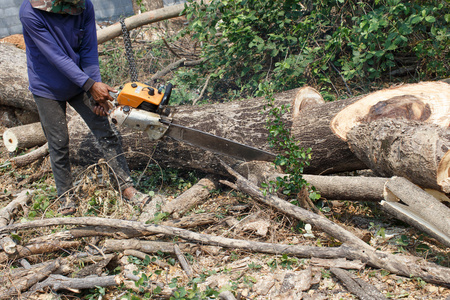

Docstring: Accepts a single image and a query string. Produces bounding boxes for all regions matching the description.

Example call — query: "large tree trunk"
[291,81,450,174]
[0,44,37,113]
[67,82,450,179]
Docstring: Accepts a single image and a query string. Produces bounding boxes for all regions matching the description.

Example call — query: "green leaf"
[425,16,436,23]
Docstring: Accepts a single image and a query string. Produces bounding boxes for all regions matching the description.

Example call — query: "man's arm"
[79,1,116,114]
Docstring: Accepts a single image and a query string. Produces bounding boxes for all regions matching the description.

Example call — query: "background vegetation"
[174,0,449,102]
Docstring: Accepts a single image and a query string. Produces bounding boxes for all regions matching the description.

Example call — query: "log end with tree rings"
[291,86,325,118]
[437,151,450,193]
[330,81,450,141]
[2,122,46,152]
[3,129,19,152]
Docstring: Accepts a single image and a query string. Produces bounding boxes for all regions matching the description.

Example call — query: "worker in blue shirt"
[20,0,149,214]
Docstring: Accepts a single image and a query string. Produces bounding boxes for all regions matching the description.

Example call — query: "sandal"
[123,187,152,207]
[58,197,78,216]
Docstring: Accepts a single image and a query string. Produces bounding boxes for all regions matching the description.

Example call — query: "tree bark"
[382,176,450,247]
[0,44,37,113]
[162,175,219,216]
[235,161,387,202]
[348,119,450,192]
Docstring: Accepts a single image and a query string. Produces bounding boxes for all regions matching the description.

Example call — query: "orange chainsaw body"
[116,82,164,108]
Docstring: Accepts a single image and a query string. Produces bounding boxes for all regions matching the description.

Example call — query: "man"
[20,0,149,214]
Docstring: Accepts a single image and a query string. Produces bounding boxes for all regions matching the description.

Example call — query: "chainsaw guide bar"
[160,119,276,162]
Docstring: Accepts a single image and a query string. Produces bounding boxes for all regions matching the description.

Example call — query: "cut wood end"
[424,189,450,203]
[292,86,324,118]
[2,129,18,152]
[437,151,450,193]
[330,81,450,141]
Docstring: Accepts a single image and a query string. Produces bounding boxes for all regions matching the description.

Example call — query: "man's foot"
[122,187,152,207]
[57,196,77,216]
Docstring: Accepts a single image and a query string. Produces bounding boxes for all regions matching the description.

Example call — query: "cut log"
[0,44,37,113]
[292,86,325,118]
[2,122,46,152]
[66,87,300,174]
[2,42,449,184]
[162,175,219,216]
[347,119,450,192]
[331,81,450,141]
[235,161,387,202]
[382,177,450,247]
[292,81,450,174]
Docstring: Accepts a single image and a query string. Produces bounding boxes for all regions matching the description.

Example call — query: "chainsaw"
[108,81,276,162]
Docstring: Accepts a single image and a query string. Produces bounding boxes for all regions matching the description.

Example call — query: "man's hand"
[89,82,117,116]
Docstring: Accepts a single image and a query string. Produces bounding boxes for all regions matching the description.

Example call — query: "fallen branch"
[10,142,49,168]
[235,161,386,201]
[96,1,209,44]
[1,217,449,286]
[27,274,120,293]
[0,241,81,264]
[2,122,46,152]
[0,258,60,299]
[174,244,193,278]
[382,176,450,247]
[162,175,219,216]
[103,239,192,254]
[0,189,33,254]
[310,258,365,270]
[331,267,387,300]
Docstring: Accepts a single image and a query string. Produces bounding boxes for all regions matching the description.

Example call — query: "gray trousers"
[34,92,133,197]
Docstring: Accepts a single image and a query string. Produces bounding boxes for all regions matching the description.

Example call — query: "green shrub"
[177,0,449,102]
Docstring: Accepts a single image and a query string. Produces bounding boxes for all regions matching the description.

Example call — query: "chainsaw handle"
[160,83,173,107]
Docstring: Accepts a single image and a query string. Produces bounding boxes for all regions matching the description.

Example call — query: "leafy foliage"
[261,83,311,197]
[177,0,449,102]
[260,83,320,204]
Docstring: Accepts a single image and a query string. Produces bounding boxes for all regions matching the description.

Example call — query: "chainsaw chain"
[120,18,139,82]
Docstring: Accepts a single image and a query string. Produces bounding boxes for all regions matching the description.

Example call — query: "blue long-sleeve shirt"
[19,0,100,101]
